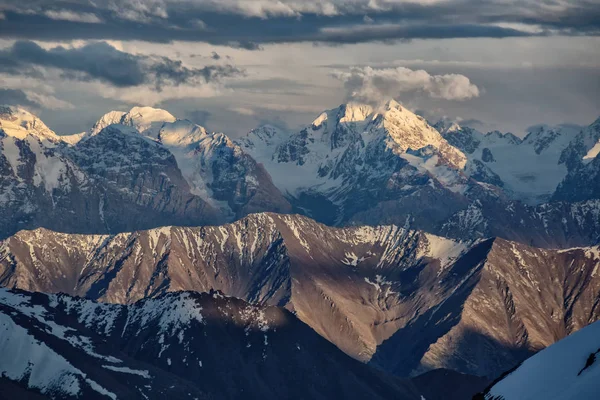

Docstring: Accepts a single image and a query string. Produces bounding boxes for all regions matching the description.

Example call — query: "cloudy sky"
[0,0,599,137]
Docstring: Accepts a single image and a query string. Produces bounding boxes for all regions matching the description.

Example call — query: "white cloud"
[0,74,75,110]
[332,66,480,104]
[23,91,75,110]
[44,10,103,24]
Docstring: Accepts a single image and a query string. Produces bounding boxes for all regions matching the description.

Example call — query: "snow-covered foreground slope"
[0,287,421,400]
[483,320,600,400]
[0,289,205,399]
[2,213,600,379]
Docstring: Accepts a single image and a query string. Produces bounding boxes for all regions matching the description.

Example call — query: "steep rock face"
[0,288,420,400]
[351,189,600,249]
[438,197,600,249]
[67,125,221,232]
[373,237,600,378]
[553,117,600,202]
[0,121,221,239]
[163,127,291,219]
[0,289,208,400]
[0,129,93,238]
[2,213,599,379]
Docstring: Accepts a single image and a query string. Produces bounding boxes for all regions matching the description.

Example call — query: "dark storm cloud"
[0,41,244,89]
[0,1,597,47]
[0,88,39,108]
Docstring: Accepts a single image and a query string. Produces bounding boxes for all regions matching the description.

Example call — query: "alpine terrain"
[1,100,600,399]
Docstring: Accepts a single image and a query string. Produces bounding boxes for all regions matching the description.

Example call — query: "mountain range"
[2,102,600,247]
[2,213,600,381]
[1,100,600,398]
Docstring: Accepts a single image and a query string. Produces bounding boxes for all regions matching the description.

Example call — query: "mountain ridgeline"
[2,213,600,380]
[1,103,600,247]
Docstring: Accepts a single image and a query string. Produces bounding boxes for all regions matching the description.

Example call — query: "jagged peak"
[384,98,402,111]
[311,111,329,129]
[377,101,467,161]
[120,106,176,138]
[125,106,176,124]
[339,102,374,123]
[91,106,176,138]
[90,106,216,148]
[0,105,58,141]
[486,130,522,144]
[310,103,375,130]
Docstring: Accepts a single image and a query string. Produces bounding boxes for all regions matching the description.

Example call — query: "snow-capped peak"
[378,100,467,168]
[90,110,126,136]
[339,103,374,123]
[90,106,178,138]
[89,107,209,147]
[120,106,176,139]
[384,98,402,111]
[311,112,328,129]
[0,105,59,141]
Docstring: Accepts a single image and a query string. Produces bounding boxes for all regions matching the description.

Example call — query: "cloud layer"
[0,41,243,90]
[0,0,597,46]
[333,66,480,104]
